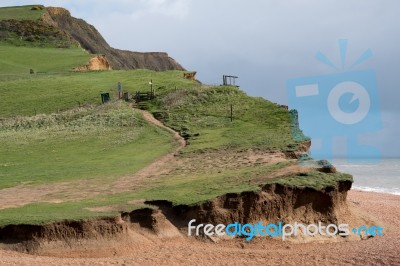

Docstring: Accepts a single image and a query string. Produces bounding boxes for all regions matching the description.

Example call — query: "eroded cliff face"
[42,7,185,71]
[0,180,357,254]
[144,180,353,227]
[74,55,112,71]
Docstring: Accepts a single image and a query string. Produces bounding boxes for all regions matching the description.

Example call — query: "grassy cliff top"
[0,5,44,21]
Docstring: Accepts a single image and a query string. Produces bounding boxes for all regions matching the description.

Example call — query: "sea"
[333,158,400,196]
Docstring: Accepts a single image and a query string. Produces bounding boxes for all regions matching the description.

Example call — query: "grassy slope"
[0,5,44,20]
[0,44,91,75]
[0,102,176,190]
[149,86,299,152]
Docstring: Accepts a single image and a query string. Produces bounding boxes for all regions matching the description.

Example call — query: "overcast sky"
[2,0,400,157]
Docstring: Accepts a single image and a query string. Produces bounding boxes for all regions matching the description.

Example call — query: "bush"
[24,35,35,42]
[30,6,43,11]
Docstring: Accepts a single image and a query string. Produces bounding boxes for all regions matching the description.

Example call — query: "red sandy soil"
[0,190,398,266]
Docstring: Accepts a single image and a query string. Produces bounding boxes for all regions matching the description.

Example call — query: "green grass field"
[0,5,44,21]
[0,102,176,190]
[0,69,198,117]
[0,44,91,75]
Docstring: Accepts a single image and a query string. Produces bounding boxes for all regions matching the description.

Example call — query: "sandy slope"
[0,190,398,266]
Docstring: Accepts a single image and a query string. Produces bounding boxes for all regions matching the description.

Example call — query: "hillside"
[0,4,365,259]
[0,5,184,71]
[0,6,349,222]
[0,65,349,228]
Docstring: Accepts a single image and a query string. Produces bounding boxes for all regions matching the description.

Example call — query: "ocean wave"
[352,185,400,196]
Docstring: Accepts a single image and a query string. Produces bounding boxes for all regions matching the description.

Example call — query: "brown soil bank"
[0,180,371,256]
[145,181,353,228]
[74,55,112,71]
[0,191,398,265]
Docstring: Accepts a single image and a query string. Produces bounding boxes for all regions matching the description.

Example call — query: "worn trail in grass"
[0,105,185,209]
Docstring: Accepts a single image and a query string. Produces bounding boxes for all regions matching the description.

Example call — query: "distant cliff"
[43,7,185,71]
[0,5,184,71]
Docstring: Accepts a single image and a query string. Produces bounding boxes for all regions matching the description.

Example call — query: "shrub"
[30,6,43,11]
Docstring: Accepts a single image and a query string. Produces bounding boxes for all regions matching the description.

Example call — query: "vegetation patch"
[264,171,353,190]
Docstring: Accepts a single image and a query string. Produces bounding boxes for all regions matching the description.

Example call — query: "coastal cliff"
[43,7,185,71]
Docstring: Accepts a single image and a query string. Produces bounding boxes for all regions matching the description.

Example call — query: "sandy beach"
[0,189,398,266]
